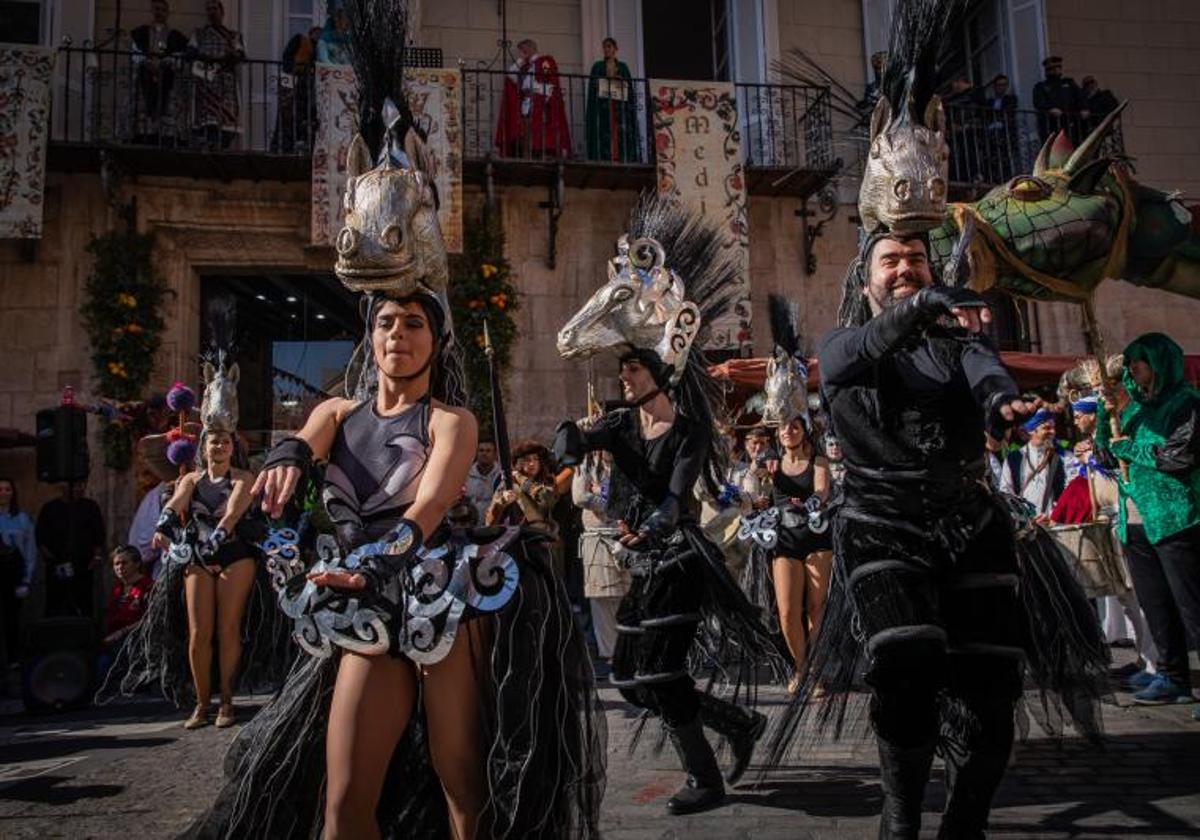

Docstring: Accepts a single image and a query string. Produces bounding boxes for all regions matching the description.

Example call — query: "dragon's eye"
[610,287,634,303]
[893,179,911,202]
[928,178,946,201]
[1008,177,1051,200]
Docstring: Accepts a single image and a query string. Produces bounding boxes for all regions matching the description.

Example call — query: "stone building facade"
[2,0,1199,544]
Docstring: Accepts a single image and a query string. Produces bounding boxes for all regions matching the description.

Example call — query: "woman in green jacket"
[585,38,640,163]
[1097,332,1200,711]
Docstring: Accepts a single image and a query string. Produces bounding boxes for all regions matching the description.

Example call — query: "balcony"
[47,45,837,199]
[942,103,1125,195]
[460,69,837,198]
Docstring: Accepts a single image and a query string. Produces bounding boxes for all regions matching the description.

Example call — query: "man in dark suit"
[1032,56,1082,143]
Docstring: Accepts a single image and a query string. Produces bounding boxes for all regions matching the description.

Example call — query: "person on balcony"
[316,6,352,65]
[981,74,1018,182]
[586,37,638,163]
[187,0,245,150]
[1033,55,1083,143]
[131,0,188,145]
[1081,75,1120,134]
[272,25,322,153]
[495,38,571,159]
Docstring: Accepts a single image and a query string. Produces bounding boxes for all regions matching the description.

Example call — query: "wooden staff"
[1082,295,1129,482]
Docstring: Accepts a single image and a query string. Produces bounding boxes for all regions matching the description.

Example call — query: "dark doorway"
[982,289,1034,352]
[642,0,729,82]
[200,274,360,457]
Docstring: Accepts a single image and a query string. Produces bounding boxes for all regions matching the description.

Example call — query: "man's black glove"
[918,285,989,317]
[984,391,1026,439]
[637,495,680,542]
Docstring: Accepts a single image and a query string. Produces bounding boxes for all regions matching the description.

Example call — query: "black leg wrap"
[665,715,726,815]
[877,738,936,840]
[696,692,767,785]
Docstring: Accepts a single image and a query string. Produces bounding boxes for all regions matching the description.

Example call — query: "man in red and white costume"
[495,38,571,158]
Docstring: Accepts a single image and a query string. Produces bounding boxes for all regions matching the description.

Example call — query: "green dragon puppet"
[928,105,1200,303]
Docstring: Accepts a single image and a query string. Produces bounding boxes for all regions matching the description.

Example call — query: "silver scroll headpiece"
[556,233,701,386]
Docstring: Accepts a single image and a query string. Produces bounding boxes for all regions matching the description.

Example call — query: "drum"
[1048,521,1131,599]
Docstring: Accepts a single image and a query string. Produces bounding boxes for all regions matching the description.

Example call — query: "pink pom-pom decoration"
[166,382,196,413]
[167,437,197,466]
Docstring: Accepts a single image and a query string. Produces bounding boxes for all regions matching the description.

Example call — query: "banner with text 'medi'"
[312,65,463,252]
[0,47,55,239]
[651,80,750,354]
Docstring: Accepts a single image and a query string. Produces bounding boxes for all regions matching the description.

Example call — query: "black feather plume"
[881,0,959,125]
[344,0,412,158]
[767,293,801,358]
[205,295,237,367]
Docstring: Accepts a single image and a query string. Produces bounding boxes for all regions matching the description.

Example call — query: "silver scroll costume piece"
[277,527,520,663]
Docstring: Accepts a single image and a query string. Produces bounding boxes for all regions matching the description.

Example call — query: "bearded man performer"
[819,231,1044,839]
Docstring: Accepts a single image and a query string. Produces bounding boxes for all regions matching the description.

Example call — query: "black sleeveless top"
[323,395,432,539]
[772,457,816,507]
[192,474,233,525]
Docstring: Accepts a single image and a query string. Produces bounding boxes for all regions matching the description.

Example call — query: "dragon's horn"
[1032,131,1058,176]
[1063,101,1129,175]
[1046,130,1076,170]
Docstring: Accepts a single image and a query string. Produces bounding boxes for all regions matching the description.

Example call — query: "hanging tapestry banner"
[0,47,55,239]
[651,79,750,353]
[311,65,462,252]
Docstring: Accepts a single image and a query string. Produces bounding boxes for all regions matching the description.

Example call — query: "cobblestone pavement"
[1,654,1198,839]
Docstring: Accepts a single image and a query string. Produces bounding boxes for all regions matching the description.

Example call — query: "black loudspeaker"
[36,407,89,484]
[21,616,97,713]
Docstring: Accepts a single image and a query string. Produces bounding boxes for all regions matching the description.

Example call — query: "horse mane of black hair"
[880,0,959,126]
[624,191,738,498]
[344,0,413,159]
[767,293,802,358]
[204,295,237,369]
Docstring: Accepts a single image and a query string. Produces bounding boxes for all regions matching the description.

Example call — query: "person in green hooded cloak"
[1096,332,1200,713]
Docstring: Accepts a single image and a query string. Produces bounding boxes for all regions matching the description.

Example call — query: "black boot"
[665,716,726,815]
[696,692,768,785]
[936,698,1015,839]
[936,740,1011,840]
[877,738,936,840]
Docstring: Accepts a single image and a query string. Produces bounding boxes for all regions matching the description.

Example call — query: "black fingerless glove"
[553,420,586,467]
[155,507,183,543]
[983,391,1024,439]
[637,495,680,542]
[918,284,989,317]
[262,436,314,472]
[359,519,424,592]
[198,527,228,561]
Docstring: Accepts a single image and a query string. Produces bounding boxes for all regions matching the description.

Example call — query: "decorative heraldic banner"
[0,47,55,239]
[312,65,463,252]
[651,79,751,353]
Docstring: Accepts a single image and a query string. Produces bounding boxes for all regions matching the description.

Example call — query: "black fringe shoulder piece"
[344,0,413,158]
[767,293,801,358]
[625,191,738,497]
[880,0,959,126]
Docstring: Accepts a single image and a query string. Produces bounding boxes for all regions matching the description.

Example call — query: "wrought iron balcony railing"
[460,68,835,175]
[53,45,317,155]
[942,102,1125,190]
[48,45,837,193]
